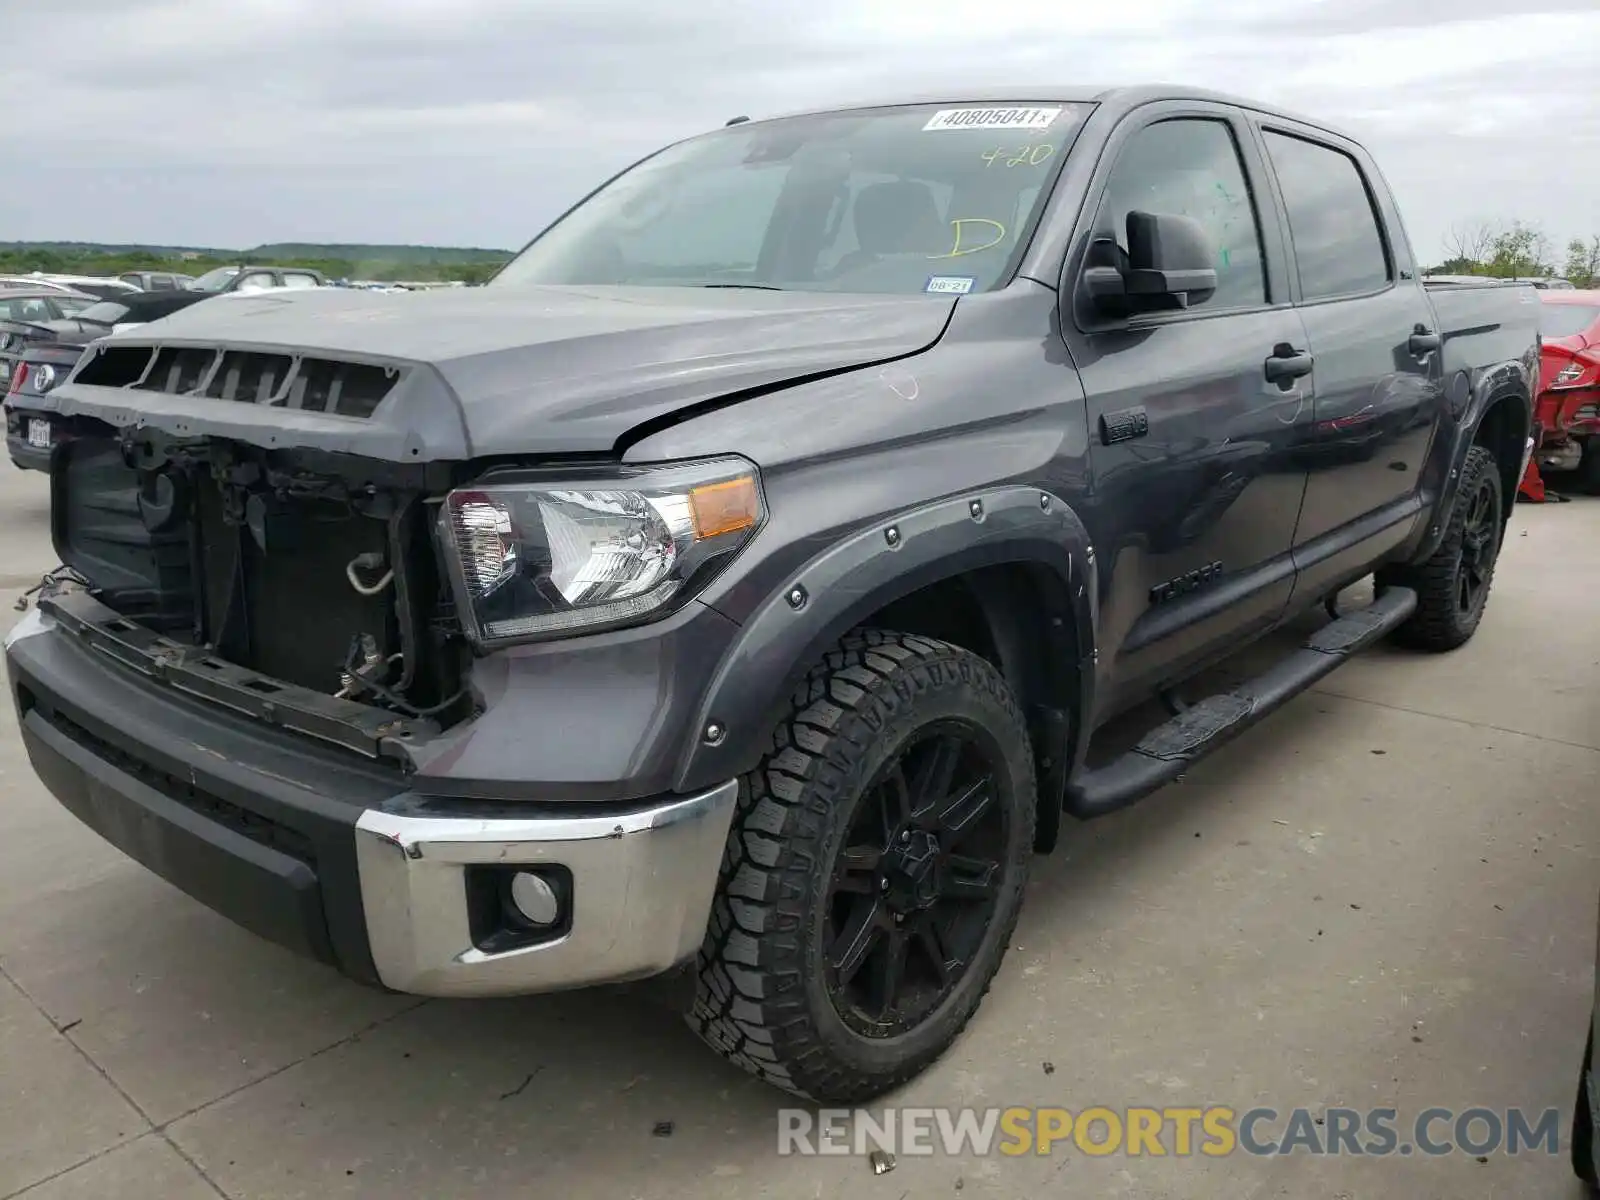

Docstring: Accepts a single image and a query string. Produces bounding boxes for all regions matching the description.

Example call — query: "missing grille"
[204,351,293,404]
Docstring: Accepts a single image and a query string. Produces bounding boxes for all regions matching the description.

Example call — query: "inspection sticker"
[923,106,1061,132]
[925,275,976,294]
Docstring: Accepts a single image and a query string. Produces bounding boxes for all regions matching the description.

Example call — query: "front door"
[1061,106,1313,716]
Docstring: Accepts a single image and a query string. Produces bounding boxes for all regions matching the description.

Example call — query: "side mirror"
[1125,211,1218,302]
[1083,211,1219,318]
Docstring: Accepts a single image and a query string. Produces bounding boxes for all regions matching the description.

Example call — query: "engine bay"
[50,423,470,741]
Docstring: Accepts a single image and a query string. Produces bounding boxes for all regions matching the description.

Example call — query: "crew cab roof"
[739,84,1358,144]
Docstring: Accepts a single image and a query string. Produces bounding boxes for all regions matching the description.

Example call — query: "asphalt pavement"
[1,451,1597,1199]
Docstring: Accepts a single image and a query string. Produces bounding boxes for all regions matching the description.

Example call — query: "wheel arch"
[674,486,1098,851]
[1470,387,1532,510]
[1409,378,1531,565]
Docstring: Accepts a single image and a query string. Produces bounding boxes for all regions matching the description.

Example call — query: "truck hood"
[48,284,956,459]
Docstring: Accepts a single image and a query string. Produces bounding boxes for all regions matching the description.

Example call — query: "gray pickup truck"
[5,86,1537,1103]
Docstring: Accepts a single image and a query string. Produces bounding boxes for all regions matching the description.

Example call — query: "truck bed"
[1425,279,1541,383]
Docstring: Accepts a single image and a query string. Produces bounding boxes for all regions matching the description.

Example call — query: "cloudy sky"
[4,0,1596,265]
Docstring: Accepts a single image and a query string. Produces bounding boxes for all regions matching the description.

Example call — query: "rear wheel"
[1378,444,1503,651]
[687,630,1036,1103]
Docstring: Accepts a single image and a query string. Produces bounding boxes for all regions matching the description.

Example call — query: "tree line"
[1429,221,1600,287]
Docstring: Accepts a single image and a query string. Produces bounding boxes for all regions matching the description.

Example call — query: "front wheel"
[687,630,1037,1103]
[1378,443,1503,651]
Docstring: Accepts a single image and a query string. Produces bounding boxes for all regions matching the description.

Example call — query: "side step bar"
[1065,586,1417,820]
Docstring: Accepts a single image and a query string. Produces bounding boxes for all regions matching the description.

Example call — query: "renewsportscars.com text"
[777,1105,1563,1159]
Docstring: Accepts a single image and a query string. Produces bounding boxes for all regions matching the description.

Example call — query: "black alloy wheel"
[1455,472,1499,619]
[1379,443,1503,652]
[823,722,1008,1038]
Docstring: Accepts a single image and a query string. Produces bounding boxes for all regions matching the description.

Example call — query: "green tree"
[1484,222,1553,279]
[1565,236,1600,288]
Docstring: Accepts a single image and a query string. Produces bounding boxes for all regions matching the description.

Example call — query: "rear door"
[1251,121,1443,601]
[1061,101,1313,709]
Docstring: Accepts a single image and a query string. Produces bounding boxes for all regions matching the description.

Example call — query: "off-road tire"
[687,630,1037,1104]
[1377,444,1502,651]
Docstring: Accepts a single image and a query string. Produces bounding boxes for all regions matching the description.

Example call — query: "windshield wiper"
[696,282,784,291]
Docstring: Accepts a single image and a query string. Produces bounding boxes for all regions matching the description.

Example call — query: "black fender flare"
[1411,372,1531,564]
[672,484,1100,813]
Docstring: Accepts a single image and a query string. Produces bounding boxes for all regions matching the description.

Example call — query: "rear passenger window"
[1262,131,1390,300]
[1096,118,1266,309]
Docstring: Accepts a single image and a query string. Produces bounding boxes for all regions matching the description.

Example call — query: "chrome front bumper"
[354,780,739,998]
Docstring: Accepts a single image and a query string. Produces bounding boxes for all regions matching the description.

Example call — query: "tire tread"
[686,629,1036,1103]
[1379,443,1502,652]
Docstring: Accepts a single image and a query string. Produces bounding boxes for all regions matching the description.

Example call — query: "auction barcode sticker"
[922,106,1062,132]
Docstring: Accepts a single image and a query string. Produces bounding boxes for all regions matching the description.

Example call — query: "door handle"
[1409,326,1442,355]
[1264,345,1314,384]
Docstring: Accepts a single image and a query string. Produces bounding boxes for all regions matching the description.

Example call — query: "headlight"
[440,456,764,644]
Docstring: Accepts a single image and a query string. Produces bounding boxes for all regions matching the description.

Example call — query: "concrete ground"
[1,451,1597,1200]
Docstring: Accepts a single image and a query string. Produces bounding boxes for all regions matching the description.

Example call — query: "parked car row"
[3,287,224,471]
[0,265,329,300]
[0,273,141,301]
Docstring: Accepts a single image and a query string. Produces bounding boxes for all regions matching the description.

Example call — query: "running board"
[1065,586,1417,820]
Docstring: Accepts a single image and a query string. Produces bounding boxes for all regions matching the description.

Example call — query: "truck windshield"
[189,268,241,292]
[492,103,1087,296]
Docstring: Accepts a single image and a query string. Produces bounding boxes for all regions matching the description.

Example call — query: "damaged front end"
[38,338,480,762]
[34,329,770,778]
[44,432,467,759]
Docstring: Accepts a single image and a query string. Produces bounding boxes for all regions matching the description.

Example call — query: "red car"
[1532,290,1600,491]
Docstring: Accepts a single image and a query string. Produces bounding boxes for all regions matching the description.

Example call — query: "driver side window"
[1096,117,1267,310]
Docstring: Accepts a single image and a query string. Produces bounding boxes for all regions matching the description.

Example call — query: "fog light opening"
[507,870,561,927]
